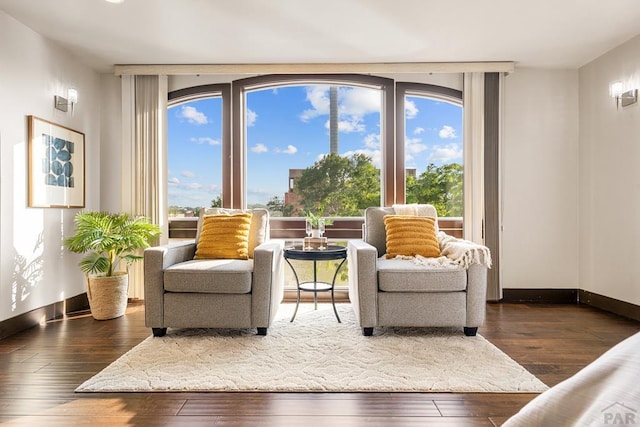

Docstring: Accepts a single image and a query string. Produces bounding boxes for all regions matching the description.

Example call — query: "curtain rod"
[113,62,515,76]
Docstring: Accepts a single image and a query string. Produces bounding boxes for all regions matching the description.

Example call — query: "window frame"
[167,83,231,209]
[395,82,463,206]
[231,74,395,209]
[165,78,466,239]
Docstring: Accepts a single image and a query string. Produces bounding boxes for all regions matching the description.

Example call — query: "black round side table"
[283,245,347,323]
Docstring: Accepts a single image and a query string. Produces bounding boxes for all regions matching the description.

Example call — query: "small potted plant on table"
[304,211,334,249]
[63,211,161,320]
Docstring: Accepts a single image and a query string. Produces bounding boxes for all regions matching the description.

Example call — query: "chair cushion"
[364,206,395,255]
[377,257,467,292]
[384,215,441,258]
[196,208,269,258]
[164,259,253,294]
[195,213,251,260]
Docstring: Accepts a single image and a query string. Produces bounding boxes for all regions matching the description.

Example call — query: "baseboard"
[501,288,578,304]
[501,288,640,322]
[65,293,90,314]
[579,290,640,322]
[0,293,90,340]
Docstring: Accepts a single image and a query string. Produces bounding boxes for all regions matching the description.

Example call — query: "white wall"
[501,68,580,289]
[0,11,102,322]
[578,35,640,305]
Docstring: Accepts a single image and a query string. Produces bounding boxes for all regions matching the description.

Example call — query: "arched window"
[397,83,464,220]
[166,77,465,238]
[167,84,230,217]
[231,75,395,212]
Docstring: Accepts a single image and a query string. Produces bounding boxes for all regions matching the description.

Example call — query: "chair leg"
[363,327,373,336]
[257,327,267,336]
[152,328,167,337]
[463,327,478,337]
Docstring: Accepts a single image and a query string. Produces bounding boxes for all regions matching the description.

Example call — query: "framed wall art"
[28,116,85,208]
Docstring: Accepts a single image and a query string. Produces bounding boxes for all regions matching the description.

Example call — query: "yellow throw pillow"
[195,213,252,260]
[384,215,441,259]
[197,208,268,258]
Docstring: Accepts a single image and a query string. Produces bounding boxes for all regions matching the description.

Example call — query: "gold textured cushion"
[195,213,252,260]
[196,208,268,258]
[384,215,441,259]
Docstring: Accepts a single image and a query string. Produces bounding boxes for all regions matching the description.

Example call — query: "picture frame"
[27,115,85,208]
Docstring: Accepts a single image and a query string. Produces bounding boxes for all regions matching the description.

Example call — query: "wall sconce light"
[54,88,78,113]
[609,81,637,109]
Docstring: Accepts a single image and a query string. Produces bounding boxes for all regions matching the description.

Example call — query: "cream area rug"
[76,304,548,393]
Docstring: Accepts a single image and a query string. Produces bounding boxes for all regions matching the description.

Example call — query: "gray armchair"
[347,206,488,336]
[144,209,284,337]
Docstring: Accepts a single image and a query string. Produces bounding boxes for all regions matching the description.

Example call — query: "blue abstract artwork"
[41,134,75,188]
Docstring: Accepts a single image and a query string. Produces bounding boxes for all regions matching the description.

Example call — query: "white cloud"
[246,108,257,127]
[340,87,380,117]
[339,119,365,133]
[427,143,463,163]
[325,118,365,133]
[413,127,425,135]
[300,86,330,122]
[283,145,298,154]
[405,137,427,154]
[438,125,457,139]
[168,177,180,185]
[405,100,418,119]
[168,182,221,207]
[181,170,196,178]
[364,133,380,149]
[251,143,268,153]
[300,86,380,125]
[178,105,208,125]
[191,137,220,146]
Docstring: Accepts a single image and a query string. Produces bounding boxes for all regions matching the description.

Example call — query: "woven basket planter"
[87,272,129,320]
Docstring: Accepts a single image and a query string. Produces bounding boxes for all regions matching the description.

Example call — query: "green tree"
[266,196,294,217]
[266,196,283,216]
[294,153,380,217]
[211,196,222,208]
[406,163,463,217]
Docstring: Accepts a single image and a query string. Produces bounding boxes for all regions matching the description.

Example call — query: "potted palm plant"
[63,211,161,320]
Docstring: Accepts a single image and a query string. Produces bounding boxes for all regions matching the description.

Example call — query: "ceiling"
[1,0,640,73]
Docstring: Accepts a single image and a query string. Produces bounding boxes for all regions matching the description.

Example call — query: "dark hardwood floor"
[0,301,638,426]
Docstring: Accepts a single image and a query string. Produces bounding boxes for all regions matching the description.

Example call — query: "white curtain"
[121,75,168,299]
[462,72,485,244]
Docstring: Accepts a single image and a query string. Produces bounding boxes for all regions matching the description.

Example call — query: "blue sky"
[168,85,462,208]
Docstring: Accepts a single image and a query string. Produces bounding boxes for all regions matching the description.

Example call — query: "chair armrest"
[347,239,378,328]
[466,263,488,327]
[251,239,285,327]
[144,240,196,328]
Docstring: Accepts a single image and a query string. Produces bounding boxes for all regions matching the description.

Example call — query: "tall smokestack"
[329,86,338,154]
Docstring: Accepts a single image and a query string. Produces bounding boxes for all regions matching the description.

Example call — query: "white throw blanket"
[391,233,491,269]
[390,254,460,269]
[389,203,491,269]
[438,232,492,269]
[392,203,438,218]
